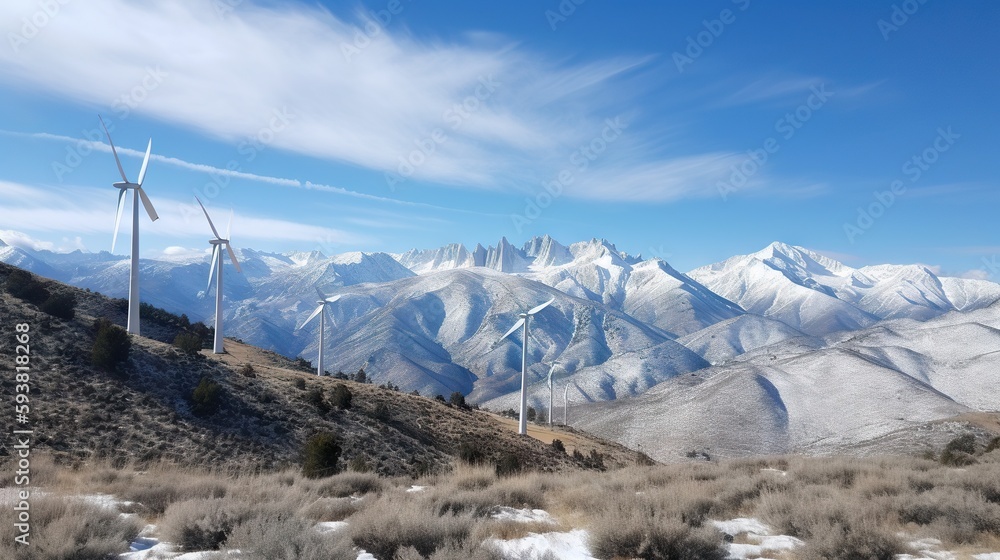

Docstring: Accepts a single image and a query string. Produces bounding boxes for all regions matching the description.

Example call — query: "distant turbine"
[563,382,576,426]
[297,289,342,376]
[100,116,157,335]
[196,197,241,354]
[545,361,561,428]
[499,298,555,435]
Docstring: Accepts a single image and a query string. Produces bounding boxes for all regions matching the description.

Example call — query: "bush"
[435,394,446,403]
[293,378,306,390]
[305,388,329,413]
[92,318,131,373]
[495,452,523,478]
[458,441,486,465]
[348,455,371,473]
[40,292,76,320]
[527,406,537,422]
[160,498,254,551]
[551,439,566,453]
[222,508,355,559]
[941,434,978,466]
[5,269,50,305]
[349,498,474,559]
[0,497,141,560]
[589,515,726,560]
[800,524,905,560]
[238,363,255,377]
[330,384,352,409]
[372,403,391,421]
[987,436,1000,454]
[191,376,223,417]
[173,331,203,354]
[302,432,341,479]
[449,392,467,408]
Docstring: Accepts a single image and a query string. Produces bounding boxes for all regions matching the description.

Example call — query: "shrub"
[348,455,371,473]
[449,391,467,408]
[551,439,566,453]
[330,384,352,409]
[349,497,474,559]
[987,436,1000,454]
[160,498,255,551]
[40,292,76,320]
[589,514,726,560]
[191,376,223,417]
[527,406,537,422]
[0,497,141,560]
[222,508,355,559]
[315,472,382,497]
[293,378,306,390]
[238,363,255,377]
[305,388,329,413]
[941,434,978,466]
[302,432,341,479]
[354,368,367,383]
[495,452,523,478]
[5,269,49,305]
[91,318,131,373]
[372,403,391,421]
[173,331,203,354]
[799,524,904,560]
[458,441,486,465]
[435,394,446,403]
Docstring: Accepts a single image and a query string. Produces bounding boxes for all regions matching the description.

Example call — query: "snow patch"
[488,528,595,560]
[489,506,556,524]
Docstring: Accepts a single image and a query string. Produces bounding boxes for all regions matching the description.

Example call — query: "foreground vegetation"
[3,444,1000,560]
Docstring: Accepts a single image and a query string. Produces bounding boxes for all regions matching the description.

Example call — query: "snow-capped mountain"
[2,234,998,440]
[573,300,1000,460]
[687,242,1000,336]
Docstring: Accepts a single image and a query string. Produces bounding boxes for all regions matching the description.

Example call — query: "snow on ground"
[406,485,426,493]
[489,528,595,560]
[489,506,556,524]
[710,518,803,560]
[315,521,349,533]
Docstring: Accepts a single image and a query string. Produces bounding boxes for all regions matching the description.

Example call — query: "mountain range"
[4,235,999,459]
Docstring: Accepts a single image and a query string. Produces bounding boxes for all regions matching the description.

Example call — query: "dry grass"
[7,449,1000,559]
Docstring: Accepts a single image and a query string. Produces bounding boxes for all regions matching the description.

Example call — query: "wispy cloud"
[0,181,373,251]
[0,0,658,193]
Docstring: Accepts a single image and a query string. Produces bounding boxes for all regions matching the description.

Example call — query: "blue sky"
[0,0,997,276]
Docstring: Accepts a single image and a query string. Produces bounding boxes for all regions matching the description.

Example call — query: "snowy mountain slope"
[572,346,971,461]
[293,268,696,400]
[0,240,62,280]
[688,242,999,336]
[480,337,710,413]
[678,314,815,364]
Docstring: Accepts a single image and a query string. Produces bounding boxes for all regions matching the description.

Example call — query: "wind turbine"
[100,116,157,335]
[195,197,241,354]
[563,382,577,426]
[297,289,342,376]
[545,361,561,428]
[499,297,555,435]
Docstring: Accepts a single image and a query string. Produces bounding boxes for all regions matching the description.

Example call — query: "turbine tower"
[546,361,561,428]
[297,289,342,376]
[101,116,157,335]
[196,197,241,354]
[499,298,555,435]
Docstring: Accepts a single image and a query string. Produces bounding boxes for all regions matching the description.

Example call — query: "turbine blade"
[324,294,342,304]
[99,115,129,183]
[299,304,325,330]
[226,210,233,241]
[111,188,126,252]
[207,245,219,292]
[137,187,158,221]
[225,243,242,274]
[528,298,556,316]
[500,318,525,341]
[195,196,222,239]
[137,138,151,186]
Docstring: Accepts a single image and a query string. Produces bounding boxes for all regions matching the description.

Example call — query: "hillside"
[0,263,638,476]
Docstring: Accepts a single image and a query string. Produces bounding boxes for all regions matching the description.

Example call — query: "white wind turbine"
[297,289,342,376]
[499,298,556,435]
[101,116,157,335]
[545,361,562,428]
[195,197,241,354]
